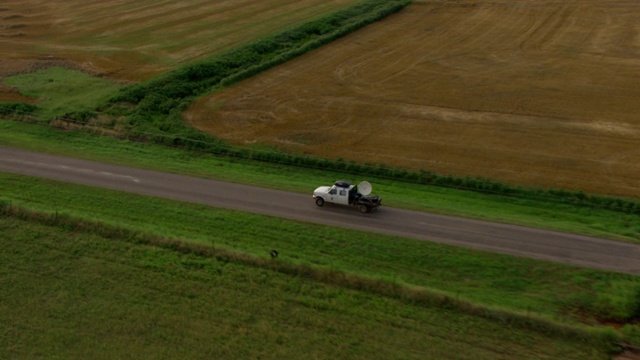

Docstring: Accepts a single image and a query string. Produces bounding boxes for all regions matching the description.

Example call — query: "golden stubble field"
[2,0,639,198]
[0,0,358,96]
[186,0,640,198]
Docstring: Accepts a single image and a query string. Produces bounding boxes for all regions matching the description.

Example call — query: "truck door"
[337,188,349,205]
[329,187,337,202]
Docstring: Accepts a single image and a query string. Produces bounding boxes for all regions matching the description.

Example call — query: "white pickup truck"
[313,180,382,213]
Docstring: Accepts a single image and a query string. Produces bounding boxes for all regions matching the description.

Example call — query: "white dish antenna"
[357,181,372,196]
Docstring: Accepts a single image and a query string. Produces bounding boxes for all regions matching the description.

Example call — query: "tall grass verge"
[1,215,618,359]
[0,201,624,351]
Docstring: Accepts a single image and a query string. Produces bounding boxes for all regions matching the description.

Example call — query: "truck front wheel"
[315,197,325,207]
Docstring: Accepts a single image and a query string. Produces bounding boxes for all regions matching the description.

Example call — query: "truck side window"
[339,190,347,196]
[329,188,337,195]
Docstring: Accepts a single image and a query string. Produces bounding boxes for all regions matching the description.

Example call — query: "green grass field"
[3,67,123,120]
[0,215,621,360]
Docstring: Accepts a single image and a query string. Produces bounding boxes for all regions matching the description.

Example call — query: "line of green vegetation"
[110,0,411,104]
[1,173,639,333]
[1,119,639,243]
[0,215,621,359]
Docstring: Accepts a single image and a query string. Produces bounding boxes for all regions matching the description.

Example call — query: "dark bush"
[0,102,37,116]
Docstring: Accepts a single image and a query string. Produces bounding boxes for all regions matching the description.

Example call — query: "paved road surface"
[1,146,639,274]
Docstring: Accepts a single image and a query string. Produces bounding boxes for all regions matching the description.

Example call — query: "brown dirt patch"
[616,349,640,360]
[185,0,640,198]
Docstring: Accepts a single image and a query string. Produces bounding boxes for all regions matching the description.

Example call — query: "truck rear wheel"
[315,197,324,207]
[359,204,370,213]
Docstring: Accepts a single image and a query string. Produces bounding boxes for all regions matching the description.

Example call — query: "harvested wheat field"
[0,0,358,83]
[186,0,640,198]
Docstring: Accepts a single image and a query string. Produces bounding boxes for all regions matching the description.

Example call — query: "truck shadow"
[313,202,384,218]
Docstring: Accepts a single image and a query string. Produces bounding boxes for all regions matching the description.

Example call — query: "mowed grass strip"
[0,215,617,360]
[2,172,638,327]
[1,119,639,243]
[2,67,123,120]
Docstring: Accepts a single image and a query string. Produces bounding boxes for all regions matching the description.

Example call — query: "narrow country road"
[1,146,639,274]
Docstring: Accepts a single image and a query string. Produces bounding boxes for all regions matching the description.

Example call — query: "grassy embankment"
[1,214,621,360]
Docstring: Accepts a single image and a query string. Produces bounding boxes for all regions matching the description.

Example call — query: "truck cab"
[315,181,352,205]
